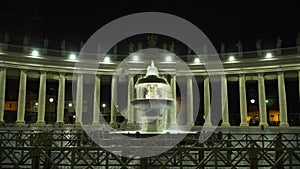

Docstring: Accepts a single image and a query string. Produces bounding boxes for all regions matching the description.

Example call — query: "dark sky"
[1,0,299,52]
[45,1,300,51]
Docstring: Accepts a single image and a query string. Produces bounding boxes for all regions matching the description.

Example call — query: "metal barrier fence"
[0,128,300,168]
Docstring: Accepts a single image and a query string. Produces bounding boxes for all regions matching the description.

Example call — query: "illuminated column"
[56,73,65,126]
[258,73,268,126]
[170,76,177,125]
[0,68,6,124]
[221,75,230,126]
[278,72,289,127]
[127,75,134,124]
[239,74,248,126]
[92,74,101,125]
[36,71,47,125]
[75,74,83,124]
[186,76,194,125]
[16,70,27,125]
[110,75,117,126]
[135,75,143,124]
[204,76,212,126]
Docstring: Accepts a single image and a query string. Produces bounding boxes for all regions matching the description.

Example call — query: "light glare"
[69,54,76,60]
[265,53,273,58]
[194,58,200,63]
[104,56,110,63]
[166,55,172,62]
[228,56,235,61]
[49,98,54,103]
[132,55,139,61]
[31,50,39,57]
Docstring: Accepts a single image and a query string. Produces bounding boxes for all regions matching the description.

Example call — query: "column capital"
[257,73,264,77]
[20,69,28,74]
[40,70,47,74]
[238,73,245,78]
[59,72,66,76]
[0,67,7,71]
[202,75,209,80]
[277,71,285,75]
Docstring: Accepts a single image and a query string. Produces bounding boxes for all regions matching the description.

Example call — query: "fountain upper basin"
[131,99,173,111]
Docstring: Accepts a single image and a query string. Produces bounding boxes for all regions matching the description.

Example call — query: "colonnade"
[0,68,296,127]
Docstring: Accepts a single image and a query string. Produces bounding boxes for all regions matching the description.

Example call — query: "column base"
[279,123,289,127]
[15,121,26,126]
[240,123,249,127]
[35,121,46,126]
[0,120,5,126]
[15,121,26,127]
[204,122,213,126]
[259,122,269,127]
[110,122,118,128]
[92,121,101,126]
[221,122,230,127]
[186,123,195,128]
[75,122,81,126]
[125,122,135,129]
[56,122,64,128]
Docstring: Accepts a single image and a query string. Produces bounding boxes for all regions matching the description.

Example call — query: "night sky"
[0,1,299,52]
[45,1,300,51]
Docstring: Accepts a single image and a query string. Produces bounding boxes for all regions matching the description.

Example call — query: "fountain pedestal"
[130,61,174,132]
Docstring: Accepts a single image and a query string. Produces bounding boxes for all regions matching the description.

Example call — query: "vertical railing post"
[31,147,40,169]
[248,142,258,169]
[226,133,232,167]
[140,158,147,169]
[275,133,284,169]
[71,149,75,169]
[198,143,204,169]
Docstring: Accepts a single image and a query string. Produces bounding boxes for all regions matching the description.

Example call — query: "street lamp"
[49,98,54,103]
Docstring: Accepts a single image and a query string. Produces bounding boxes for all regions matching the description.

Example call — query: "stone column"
[16,70,27,125]
[278,72,289,127]
[36,71,47,125]
[239,74,248,126]
[127,75,134,124]
[56,73,65,126]
[186,76,194,126]
[75,74,83,124]
[204,76,212,126]
[0,68,6,124]
[92,74,101,126]
[170,76,177,126]
[110,75,117,126]
[258,73,268,126]
[221,75,230,126]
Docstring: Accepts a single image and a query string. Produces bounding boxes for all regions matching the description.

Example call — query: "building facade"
[0,40,300,128]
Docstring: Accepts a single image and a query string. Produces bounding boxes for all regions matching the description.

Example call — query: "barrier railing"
[0,128,299,168]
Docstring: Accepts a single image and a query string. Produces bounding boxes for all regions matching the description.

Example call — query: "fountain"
[131,61,174,132]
